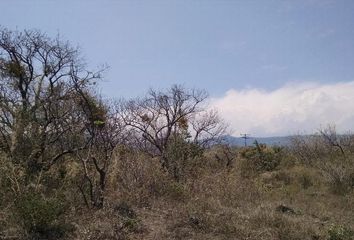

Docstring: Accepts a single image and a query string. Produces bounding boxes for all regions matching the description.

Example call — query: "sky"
[1,0,354,137]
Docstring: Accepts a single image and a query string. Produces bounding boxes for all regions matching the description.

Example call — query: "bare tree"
[291,125,354,194]
[319,125,346,156]
[214,144,235,169]
[0,28,102,178]
[119,85,227,177]
[76,98,126,208]
[190,109,226,147]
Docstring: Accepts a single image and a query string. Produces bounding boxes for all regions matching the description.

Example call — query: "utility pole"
[240,133,250,147]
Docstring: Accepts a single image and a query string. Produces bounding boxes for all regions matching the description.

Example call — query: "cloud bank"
[211,82,354,137]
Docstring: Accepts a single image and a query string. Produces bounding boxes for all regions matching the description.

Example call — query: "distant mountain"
[224,135,292,146]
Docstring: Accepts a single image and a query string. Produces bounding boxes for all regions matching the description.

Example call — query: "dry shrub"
[319,159,354,195]
[109,145,233,206]
[291,131,354,195]
[291,166,317,189]
[162,168,263,239]
[2,131,354,240]
[187,168,261,209]
[73,206,145,240]
[172,203,246,239]
[0,154,25,200]
[167,197,247,239]
[109,148,180,205]
[168,195,322,240]
[256,166,322,194]
[203,144,237,170]
[247,204,321,240]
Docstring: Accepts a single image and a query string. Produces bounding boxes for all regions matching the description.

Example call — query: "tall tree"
[0,28,102,177]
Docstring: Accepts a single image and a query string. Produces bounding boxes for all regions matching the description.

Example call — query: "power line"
[240,133,250,147]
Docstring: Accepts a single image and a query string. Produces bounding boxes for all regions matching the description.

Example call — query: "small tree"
[119,85,226,179]
[76,97,125,208]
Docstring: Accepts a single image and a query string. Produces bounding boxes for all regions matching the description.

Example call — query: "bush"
[240,141,282,174]
[328,225,354,240]
[299,172,313,189]
[291,131,354,195]
[164,136,203,181]
[114,201,137,219]
[164,181,187,201]
[14,193,72,239]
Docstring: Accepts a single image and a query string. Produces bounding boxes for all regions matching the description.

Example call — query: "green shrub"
[164,136,203,181]
[328,225,354,240]
[240,141,282,173]
[14,193,73,239]
[123,218,141,232]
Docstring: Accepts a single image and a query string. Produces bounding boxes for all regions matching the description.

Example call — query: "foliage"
[328,225,354,240]
[14,193,73,239]
[164,134,204,181]
[240,141,282,173]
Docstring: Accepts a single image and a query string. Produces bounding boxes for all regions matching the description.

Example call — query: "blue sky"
[1,0,354,136]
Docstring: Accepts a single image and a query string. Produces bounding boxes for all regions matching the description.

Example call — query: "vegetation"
[0,28,353,240]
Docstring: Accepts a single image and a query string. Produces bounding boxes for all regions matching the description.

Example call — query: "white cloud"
[210,82,354,137]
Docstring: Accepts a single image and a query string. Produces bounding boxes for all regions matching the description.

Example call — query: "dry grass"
[1,143,353,239]
[97,147,353,240]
